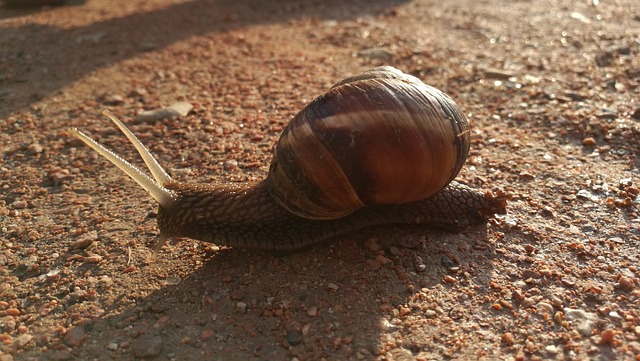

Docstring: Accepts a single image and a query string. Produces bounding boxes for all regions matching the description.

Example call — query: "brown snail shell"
[266,66,470,220]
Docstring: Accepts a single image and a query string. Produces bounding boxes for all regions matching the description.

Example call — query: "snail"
[69,66,506,251]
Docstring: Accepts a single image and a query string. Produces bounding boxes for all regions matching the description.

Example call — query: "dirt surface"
[1,0,639,360]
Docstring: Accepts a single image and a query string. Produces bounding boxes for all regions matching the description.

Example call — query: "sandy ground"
[1,0,639,360]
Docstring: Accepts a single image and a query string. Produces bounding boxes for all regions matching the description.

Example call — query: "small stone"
[570,12,591,23]
[200,329,215,340]
[536,302,554,315]
[380,319,398,332]
[398,235,423,249]
[100,94,125,105]
[285,331,302,346]
[600,329,616,344]
[440,255,458,268]
[28,142,43,154]
[443,275,456,284]
[83,255,103,263]
[327,283,339,291]
[545,345,558,354]
[131,336,163,358]
[595,52,613,67]
[135,102,193,123]
[4,308,20,316]
[425,310,436,317]
[63,326,86,347]
[223,160,238,171]
[582,137,596,146]
[357,47,394,60]
[106,342,118,351]
[618,276,636,292]
[45,350,73,360]
[501,332,515,345]
[70,231,98,250]
[482,68,516,80]
[564,308,597,336]
[363,238,380,252]
[14,333,32,349]
[236,302,247,312]
[306,306,318,317]
[140,42,158,51]
[388,246,402,256]
[518,171,535,181]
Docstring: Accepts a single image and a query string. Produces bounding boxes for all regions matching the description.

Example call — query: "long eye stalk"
[68,110,176,208]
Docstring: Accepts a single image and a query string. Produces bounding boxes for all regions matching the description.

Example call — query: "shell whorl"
[266,66,470,220]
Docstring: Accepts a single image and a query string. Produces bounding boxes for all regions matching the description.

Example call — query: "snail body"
[70,66,506,251]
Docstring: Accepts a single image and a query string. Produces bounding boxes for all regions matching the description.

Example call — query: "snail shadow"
[76,224,497,360]
[0,0,408,119]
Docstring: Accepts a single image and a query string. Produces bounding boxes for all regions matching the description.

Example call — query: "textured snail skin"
[157,180,507,251]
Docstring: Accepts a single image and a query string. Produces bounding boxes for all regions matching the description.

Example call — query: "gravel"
[0,0,638,360]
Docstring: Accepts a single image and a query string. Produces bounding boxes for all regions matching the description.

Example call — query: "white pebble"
[545,345,558,354]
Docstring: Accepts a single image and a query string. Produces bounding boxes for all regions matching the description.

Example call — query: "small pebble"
[83,255,103,263]
[63,326,86,347]
[482,68,517,80]
[600,329,616,344]
[131,336,163,358]
[398,235,423,249]
[200,329,215,340]
[564,308,597,336]
[236,302,247,313]
[306,306,318,317]
[135,102,193,123]
[223,160,238,171]
[363,238,380,252]
[14,333,32,349]
[536,302,554,315]
[357,47,394,60]
[69,231,98,250]
[582,137,596,146]
[501,332,515,345]
[100,94,125,105]
[285,331,302,346]
[618,276,636,292]
[440,255,457,268]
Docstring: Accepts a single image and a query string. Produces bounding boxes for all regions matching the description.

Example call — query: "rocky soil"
[0,0,639,360]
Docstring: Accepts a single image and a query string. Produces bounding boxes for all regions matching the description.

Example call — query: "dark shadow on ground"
[0,0,408,119]
[42,224,497,360]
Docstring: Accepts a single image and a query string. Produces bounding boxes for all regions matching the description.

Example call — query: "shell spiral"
[266,66,471,220]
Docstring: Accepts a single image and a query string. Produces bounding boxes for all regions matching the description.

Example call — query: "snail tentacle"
[69,114,176,208]
[101,110,173,186]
